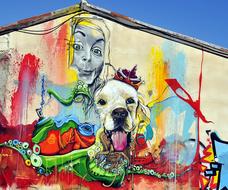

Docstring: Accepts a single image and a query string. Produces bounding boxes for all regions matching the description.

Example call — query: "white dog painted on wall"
[94,79,139,153]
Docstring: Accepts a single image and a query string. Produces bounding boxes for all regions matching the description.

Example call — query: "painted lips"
[78,69,93,75]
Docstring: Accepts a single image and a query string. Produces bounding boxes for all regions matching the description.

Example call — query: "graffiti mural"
[0,5,228,190]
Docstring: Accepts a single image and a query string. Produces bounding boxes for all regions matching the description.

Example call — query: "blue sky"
[0,0,227,48]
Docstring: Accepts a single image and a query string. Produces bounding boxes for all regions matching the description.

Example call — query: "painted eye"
[126,97,135,104]
[73,43,83,51]
[97,99,106,105]
[91,47,102,57]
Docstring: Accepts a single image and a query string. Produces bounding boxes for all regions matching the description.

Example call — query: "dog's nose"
[112,108,128,119]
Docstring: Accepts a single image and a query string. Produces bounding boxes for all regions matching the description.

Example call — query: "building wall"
[0,10,227,189]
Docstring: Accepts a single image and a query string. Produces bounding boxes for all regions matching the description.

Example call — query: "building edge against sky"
[0,0,228,58]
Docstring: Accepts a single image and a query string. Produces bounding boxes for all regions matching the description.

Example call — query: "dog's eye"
[126,97,135,104]
[97,99,106,105]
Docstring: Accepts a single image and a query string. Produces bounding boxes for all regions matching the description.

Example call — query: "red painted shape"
[10,53,40,125]
[210,176,218,189]
[201,145,213,163]
[38,128,96,155]
[0,112,38,188]
[55,21,68,82]
[199,175,210,189]
[165,50,212,124]
[39,130,61,155]
[56,22,68,53]
[0,112,37,144]
[165,78,212,123]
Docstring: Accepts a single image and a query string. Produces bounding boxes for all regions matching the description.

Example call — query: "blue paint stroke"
[150,96,196,140]
[149,96,197,165]
[40,75,45,109]
[54,114,80,128]
[162,42,187,86]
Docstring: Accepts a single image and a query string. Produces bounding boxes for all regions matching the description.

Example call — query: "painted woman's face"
[71,25,105,85]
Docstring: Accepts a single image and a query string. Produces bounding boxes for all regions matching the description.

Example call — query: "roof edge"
[0,1,227,58]
[0,4,81,35]
[81,1,228,59]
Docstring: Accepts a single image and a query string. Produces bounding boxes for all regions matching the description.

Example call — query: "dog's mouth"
[105,126,130,152]
[103,108,134,152]
[111,130,128,152]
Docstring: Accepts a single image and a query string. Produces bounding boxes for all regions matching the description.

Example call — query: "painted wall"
[0,9,228,190]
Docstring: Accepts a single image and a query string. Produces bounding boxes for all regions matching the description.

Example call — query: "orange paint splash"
[42,18,76,84]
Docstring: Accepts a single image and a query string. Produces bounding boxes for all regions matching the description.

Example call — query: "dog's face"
[95,79,139,152]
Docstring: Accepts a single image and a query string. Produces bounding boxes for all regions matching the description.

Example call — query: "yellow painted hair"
[68,15,110,68]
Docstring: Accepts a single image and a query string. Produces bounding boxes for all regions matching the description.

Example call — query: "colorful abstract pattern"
[0,9,228,190]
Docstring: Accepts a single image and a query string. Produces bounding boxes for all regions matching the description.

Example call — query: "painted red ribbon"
[165,78,212,123]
